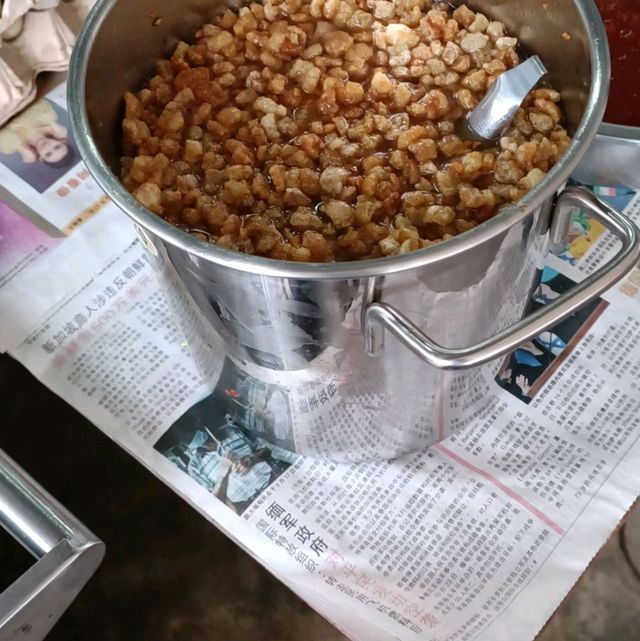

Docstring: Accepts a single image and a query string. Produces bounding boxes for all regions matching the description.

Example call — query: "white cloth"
[0,0,95,126]
[0,0,61,35]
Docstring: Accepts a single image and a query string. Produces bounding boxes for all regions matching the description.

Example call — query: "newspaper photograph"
[155,383,297,515]
[0,82,108,234]
[3,82,640,641]
[0,82,138,351]
[495,266,609,403]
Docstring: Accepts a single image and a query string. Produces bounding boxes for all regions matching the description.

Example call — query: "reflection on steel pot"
[176,263,359,371]
[68,0,640,461]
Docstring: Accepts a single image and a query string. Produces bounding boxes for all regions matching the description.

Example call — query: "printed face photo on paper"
[0,98,79,193]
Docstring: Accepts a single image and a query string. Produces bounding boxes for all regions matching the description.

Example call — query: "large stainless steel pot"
[68,0,640,461]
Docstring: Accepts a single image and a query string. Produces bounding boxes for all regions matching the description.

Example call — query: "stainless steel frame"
[0,450,104,641]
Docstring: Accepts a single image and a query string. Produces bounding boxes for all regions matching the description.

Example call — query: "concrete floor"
[1,353,639,640]
[538,506,640,641]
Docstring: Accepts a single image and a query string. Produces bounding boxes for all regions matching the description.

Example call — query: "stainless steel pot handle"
[0,449,105,641]
[365,186,640,370]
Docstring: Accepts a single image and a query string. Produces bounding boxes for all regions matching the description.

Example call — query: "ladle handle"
[464,55,548,141]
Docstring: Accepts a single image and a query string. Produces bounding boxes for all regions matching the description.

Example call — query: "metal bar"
[0,449,105,641]
[0,453,72,558]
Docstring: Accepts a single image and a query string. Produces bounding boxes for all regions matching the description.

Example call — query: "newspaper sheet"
[3,85,640,641]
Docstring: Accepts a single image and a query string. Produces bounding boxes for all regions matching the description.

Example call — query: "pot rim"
[68,0,610,280]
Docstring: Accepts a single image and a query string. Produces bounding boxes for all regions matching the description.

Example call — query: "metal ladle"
[461,55,548,142]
